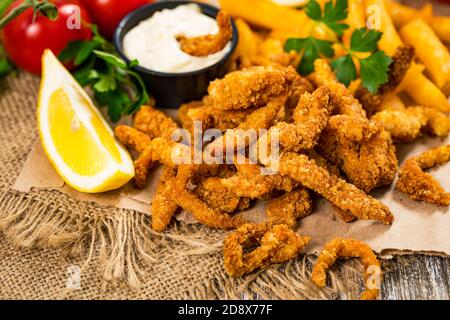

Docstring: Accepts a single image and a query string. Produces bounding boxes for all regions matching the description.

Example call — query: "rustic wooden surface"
[381,256,449,299]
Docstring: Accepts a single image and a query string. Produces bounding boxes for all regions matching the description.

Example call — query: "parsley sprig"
[285,0,392,93]
[59,26,149,122]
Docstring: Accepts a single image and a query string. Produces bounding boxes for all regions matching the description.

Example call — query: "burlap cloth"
[0,71,441,300]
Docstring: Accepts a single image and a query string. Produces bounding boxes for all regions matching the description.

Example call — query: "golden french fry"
[405,74,450,112]
[343,0,366,47]
[232,18,259,59]
[387,0,450,43]
[220,0,313,33]
[364,0,402,56]
[364,0,450,112]
[430,15,450,44]
[400,19,450,92]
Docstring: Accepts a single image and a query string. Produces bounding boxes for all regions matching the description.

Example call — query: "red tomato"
[81,0,152,39]
[2,0,92,74]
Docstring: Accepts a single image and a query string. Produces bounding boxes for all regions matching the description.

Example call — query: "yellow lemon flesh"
[38,50,134,193]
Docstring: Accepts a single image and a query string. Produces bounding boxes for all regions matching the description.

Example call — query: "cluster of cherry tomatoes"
[2,0,153,74]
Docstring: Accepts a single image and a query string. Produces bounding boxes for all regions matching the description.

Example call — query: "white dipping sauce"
[123,4,232,73]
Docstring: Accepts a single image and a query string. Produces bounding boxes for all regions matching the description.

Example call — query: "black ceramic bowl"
[114,1,238,108]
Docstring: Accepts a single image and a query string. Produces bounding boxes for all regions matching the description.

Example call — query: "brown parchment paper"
[13,128,450,257]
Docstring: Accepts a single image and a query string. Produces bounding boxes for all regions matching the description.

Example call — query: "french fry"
[405,74,450,112]
[343,0,366,47]
[400,19,450,93]
[232,18,260,59]
[431,15,450,45]
[364,0,402,56]
[386,0,450,43]
[219,0,314,33]
[364,0,450,112]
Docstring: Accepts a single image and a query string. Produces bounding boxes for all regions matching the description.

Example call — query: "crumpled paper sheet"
[14,133,450,257]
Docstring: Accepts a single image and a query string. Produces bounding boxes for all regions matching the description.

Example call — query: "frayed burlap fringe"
[0,188,168,287]
[0,187,375,298]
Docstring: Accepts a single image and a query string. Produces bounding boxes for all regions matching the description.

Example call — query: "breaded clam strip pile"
[223,223,311,276]
[279,152,394,224]
[312,238,382,300]
[266,188,313,227]
[172,164,247,229]
[221,162,298,198]
[310,59,398,193]
[208,65,312,110]
[396,145,450,206]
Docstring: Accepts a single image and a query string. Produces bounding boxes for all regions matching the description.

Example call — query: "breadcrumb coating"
[267,188,313,227]
[279,152,394,224]
[223,223,311,276]
[134,106,178,139]
[151,166,179,231]
[396,145,450,206]
[178,11,232,57]
[311,238,381,300]
[173,164,247,229]
[208,65,311,110]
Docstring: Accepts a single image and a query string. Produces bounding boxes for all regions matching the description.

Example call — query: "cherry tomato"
[80,0,152,39]
[2,0,92,74]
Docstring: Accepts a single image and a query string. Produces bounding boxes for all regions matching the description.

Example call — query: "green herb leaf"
[350,28,382,52]
[95,89,131,122]
[93,50,127,69]
[74,41,99,66]
[59,41,84,62]
[93,73,117,92]
[305,0,321,20]
[285,37,334,75]
[331,54,356,86]
[359,51,392,93]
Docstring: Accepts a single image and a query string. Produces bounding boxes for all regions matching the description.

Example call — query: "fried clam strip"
[195,176,251,214]
[173,164,247,229]
[279,152,394,224]
[396,145,450,206]
[263,86,334,153]
[205,96,286,156]
[151,166,179,232]
[134,105,178,139]
[221,162,298,198]
[355,45,415,116]
[372,107,450,142]
[178,11,232,57]
[309,60,397,192]
[311,238,382,300]
[208,65,312,111]
[308,150,356,223]
[115,126,189,187]
[115,125,155,188]
[184,102,257,133]
[308,59,366,118]
[266,188,313,228]
[320,115,398,193]
[223,223,311,277]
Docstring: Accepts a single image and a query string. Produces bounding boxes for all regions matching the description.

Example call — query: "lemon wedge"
[270,0,308,7]
[37,50,134,193]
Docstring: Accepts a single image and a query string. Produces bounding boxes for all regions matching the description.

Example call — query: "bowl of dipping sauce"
[114,1,238,108]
